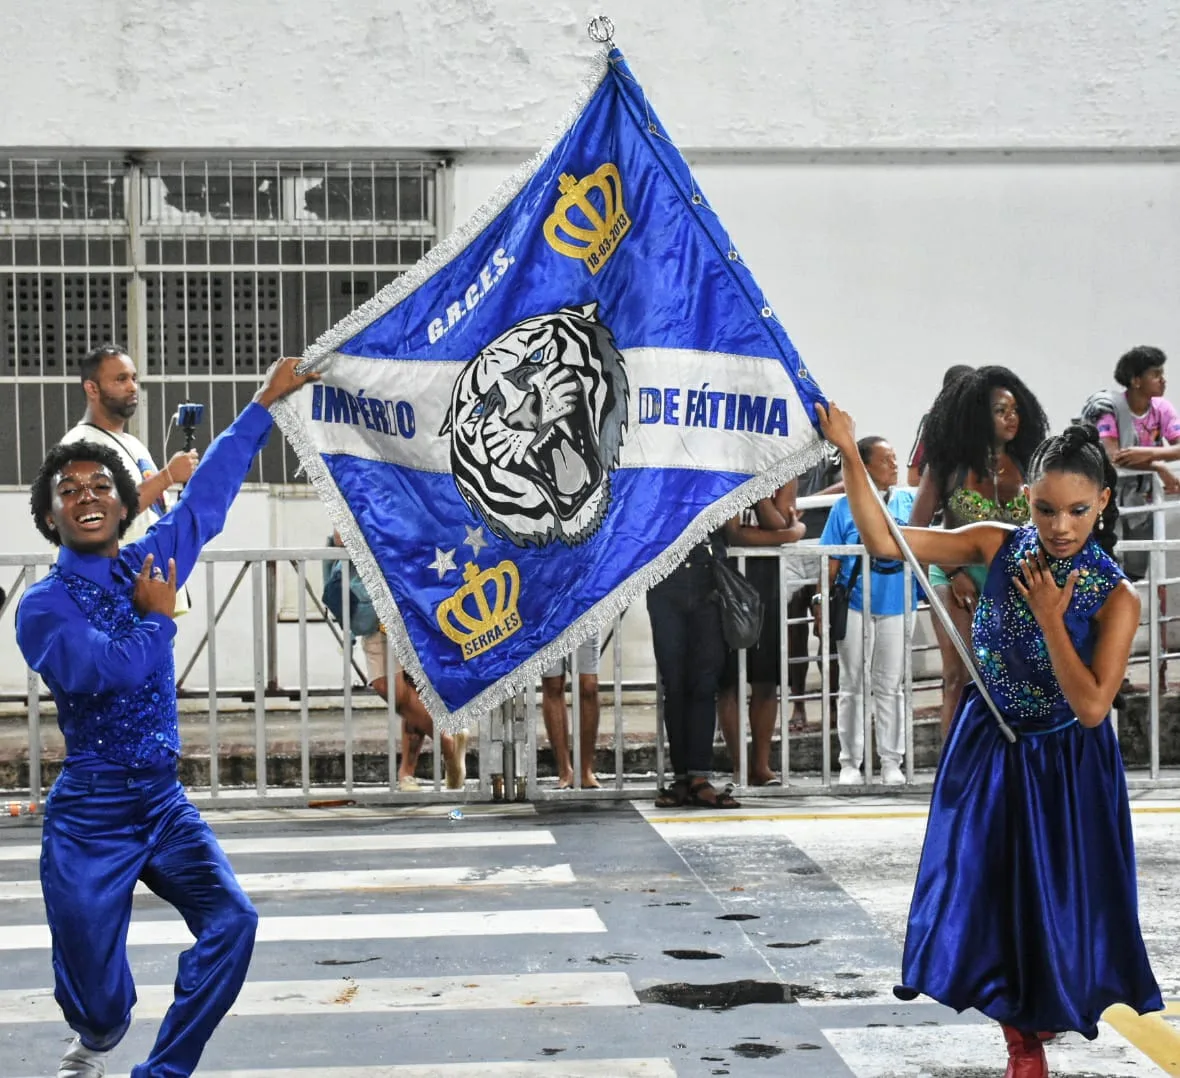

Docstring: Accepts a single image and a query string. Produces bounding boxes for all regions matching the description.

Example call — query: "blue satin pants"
[41,766,258,1077]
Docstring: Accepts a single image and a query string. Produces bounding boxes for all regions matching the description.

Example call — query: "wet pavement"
[0,795,1177,1076]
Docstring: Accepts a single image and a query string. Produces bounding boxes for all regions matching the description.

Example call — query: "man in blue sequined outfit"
[16,358,319,1078]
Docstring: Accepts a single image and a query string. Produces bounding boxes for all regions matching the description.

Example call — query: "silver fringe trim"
[296,47,613,375]
[276,386,826,733]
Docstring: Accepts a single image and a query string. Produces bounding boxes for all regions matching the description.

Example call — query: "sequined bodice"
[52,568,180,768]
[972,527,1121,726]
[946,486,1030,525]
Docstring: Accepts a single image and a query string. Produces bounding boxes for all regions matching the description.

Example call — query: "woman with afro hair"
[910,366,1049,736]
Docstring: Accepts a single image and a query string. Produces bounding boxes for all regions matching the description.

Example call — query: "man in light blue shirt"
[816,436,918,786]
[17,358,318,1078]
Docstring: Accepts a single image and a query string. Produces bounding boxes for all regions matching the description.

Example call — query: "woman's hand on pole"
[815,402,857,457]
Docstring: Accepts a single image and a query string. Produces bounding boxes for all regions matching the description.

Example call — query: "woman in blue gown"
[816,404,1161,1078]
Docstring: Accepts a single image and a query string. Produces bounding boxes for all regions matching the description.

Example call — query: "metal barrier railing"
[1120,535,1180,780]
[2,525,1175,805]
[3,467,1178,803]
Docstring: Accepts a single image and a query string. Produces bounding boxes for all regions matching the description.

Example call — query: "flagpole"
[872,489,1018,744]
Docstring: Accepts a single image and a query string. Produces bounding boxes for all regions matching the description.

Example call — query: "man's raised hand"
[254,357,322,409]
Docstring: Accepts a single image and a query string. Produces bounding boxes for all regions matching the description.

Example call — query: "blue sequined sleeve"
[16,582,177,695]
[125,402,273,586]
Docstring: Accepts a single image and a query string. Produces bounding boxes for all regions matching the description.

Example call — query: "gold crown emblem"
[543,163,631,275]
[436,559,523,661]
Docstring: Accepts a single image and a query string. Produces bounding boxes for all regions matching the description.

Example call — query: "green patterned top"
[945,485,1030,525]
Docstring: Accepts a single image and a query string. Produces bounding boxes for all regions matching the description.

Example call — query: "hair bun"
[1060,422,1101,452]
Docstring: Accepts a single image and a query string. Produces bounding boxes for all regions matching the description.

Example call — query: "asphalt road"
[1,795,1178,1077]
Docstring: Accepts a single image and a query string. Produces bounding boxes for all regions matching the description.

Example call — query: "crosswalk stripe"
[0,972,638,1023]
[0,829,557,863]
[0,907,608,950]
[15,1062,677,1078]
[0,863,575,901]
[182,803,540,821]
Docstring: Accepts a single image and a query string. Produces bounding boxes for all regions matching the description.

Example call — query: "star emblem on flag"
[463,525,488,558]
[428,548,457,580]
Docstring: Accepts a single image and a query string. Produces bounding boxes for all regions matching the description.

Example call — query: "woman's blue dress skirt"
[893,687,1162,1037]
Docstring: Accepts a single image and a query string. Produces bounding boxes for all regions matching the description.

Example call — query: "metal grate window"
[0,157,443,486]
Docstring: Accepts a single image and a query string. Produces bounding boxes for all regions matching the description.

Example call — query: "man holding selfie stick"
[61,344,205,613]
[60,344,200,542]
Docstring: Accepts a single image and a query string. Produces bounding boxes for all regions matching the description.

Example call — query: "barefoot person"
[817,401,1161,1077]
[541,634,602,789]
[716,481,806,786]
[17,357,318,1078]
[326,533,468,791]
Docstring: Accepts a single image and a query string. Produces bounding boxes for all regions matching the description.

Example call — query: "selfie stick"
[872,487,1018,744]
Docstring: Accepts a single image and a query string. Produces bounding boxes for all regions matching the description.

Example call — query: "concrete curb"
[0,694,1174,792]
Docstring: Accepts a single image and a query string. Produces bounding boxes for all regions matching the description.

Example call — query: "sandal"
[654,779,689,808]
[686,779,742,810]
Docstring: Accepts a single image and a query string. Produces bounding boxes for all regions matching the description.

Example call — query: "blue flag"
[274,46,827,729]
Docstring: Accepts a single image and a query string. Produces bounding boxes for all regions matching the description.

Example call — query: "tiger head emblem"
[440,304,629,547]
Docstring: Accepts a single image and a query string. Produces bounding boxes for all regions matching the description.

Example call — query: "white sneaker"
[838,765,864,786]
[445,730,468,789]
[880,761,906,786]
[58,1035,107,1077]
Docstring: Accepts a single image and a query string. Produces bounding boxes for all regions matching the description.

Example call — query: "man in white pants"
[814,437,916,786]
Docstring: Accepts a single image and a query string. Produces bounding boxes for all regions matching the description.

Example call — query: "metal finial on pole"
[587,15,615,45]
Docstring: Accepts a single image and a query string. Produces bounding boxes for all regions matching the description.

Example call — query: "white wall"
[457,154,1180,454]
[4,0,1180,694]
[2,0,1180,150]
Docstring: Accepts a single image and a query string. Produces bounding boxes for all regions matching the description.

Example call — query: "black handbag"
[710,546,765,651]
[827,557,863,643]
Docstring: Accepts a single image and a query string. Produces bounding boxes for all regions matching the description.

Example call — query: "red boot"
[1002,1025,1048,1078]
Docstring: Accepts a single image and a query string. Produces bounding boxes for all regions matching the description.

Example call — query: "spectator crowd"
[25,343,1180,804]
[642,344,1177,805]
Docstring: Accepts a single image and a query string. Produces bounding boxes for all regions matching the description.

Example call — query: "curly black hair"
[1114,345,1166,388]
[1028,423,1120,557]
[921,365,1049,491]
[30,440,139,546]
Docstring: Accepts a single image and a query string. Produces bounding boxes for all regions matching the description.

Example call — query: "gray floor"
[0,796,1177,1077]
